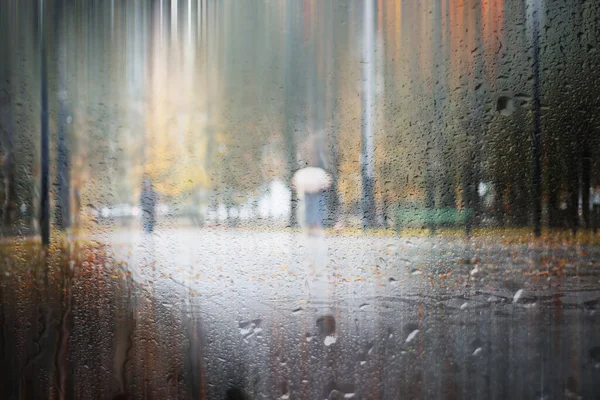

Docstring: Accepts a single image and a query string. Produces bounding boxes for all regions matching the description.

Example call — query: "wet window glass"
[1,0,600,398]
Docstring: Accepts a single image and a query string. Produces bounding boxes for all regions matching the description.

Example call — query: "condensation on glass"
[0,0,599,398]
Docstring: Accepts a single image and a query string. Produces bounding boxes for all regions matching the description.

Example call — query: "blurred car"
[97,204,139,224]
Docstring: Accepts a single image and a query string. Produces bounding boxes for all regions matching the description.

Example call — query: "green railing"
[396,207,473,231]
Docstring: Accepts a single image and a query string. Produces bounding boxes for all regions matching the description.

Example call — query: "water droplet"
[367,344,374,355]
[238,318,262,339]
[406,329,419,343]
[317,315,336,337]
[324,335,337,346]
[473,347,482,356]
[328,390,344,400]
[497,96,515,116]
[513,289,523,303]
[514,93,531,102]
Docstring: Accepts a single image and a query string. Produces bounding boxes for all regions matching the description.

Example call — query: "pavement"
[92,227,600,399]
[1,227,599,398]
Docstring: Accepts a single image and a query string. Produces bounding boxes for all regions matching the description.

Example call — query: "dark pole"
[582,150,591,230]
[284,0,298,228]
[56,0,70,231]
[360,0,376,229]
[326,1,340,228]
[40,0,50,245]
[532,0,542,237]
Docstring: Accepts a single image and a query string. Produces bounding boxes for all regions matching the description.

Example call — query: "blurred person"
[189,187,204,228]
[293,165,330,235]
[140,178,157,233]
[304,188,325,234]
[294,132,330,234]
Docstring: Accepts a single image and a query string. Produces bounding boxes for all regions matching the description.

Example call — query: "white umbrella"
[292,167,332,193]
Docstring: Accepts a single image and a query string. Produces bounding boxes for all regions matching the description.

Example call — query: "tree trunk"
[2,152,15,228]
[325,149,339,228]
[382,190,391,230]
[360,0,376,229]
[514,178,529,227]
[0,93,16,229]
[547,166,562,228]
[582,150,591,229]
[494,179,505,228]
[567,153,580,235]
[547,188,561,228]
[324,0,340,228]
[0,5,16,230]
[439,166,456,209]
[54,0,71,231]
[284,0,298,228]
[531,0,543,237]
[40,0,51,245]
[425,157,436,235]
[462,157,475,237]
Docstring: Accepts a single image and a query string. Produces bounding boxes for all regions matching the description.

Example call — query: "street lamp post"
[40,0,50,245]
[361,0,376,229]
[56,0,71,231]
[531,0,542,237]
